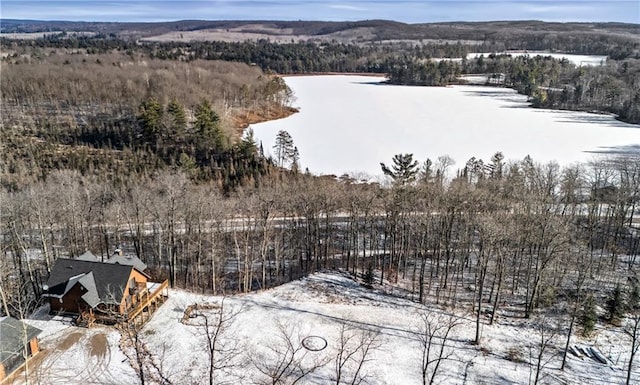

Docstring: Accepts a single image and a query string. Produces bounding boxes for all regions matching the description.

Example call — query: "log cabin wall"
[29,338,39,355]
[118,269,149,314]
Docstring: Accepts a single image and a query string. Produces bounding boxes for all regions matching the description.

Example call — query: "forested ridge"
[2,19,638,49]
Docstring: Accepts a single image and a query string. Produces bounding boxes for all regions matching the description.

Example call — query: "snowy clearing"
[251,75,640,179]
[14,271,638,385]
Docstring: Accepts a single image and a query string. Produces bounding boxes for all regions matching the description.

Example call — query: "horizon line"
[2,18,638,25]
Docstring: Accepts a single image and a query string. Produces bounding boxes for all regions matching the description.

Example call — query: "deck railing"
[127,279,169,321]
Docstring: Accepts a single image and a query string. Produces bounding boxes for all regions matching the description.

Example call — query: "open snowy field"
[14,271,636,385]
[251,76,640,179]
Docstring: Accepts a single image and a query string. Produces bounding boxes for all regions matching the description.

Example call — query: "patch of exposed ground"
[58,331,83,350]
[231,105,298,133]
[90,333,108,358]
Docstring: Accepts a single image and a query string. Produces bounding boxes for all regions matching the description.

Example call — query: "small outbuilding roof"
[77,251,102,263]
[107,254,147,272]
[77,250,147,271]
[0,317,42,364]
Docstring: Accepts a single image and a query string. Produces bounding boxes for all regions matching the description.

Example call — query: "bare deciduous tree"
[415,311,460,385]
[333,323,381,385]
[529,315,560,385]
[119,316,174,385]
[191,298,244,385]
[623,296,640,385]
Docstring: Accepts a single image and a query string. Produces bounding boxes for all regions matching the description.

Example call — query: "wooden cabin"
[43,258,167,325]
[0,317,42,383]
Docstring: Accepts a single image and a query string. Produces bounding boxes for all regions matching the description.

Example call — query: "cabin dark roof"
[0,317,42,364]
[44,259,135,305]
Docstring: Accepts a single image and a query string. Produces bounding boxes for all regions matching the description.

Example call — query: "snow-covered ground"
[251,75,639,179]
[15,271,638,385]
[467,52,608,66]
[12,311,137,385]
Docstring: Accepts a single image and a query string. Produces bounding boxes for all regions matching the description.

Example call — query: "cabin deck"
[77,279,169,327]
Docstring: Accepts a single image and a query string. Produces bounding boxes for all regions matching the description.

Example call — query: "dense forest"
[386,54,640,123]
[0,51,296,190]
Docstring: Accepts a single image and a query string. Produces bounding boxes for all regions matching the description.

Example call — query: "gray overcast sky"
[1,1,639,23]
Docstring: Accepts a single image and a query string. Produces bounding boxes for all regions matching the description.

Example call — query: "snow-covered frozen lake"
[251,75,640,178]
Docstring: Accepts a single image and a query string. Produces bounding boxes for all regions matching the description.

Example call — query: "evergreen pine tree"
[581,294,597,337]
[273,130,295,168]
[380,153,419,186]
[362,265,374,289]
[166,99,187,137]
[194,100,225,151]
[607,284,626,324]
[137,97,164,147]
[290,146,300,173]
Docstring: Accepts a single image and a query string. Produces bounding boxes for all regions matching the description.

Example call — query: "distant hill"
[2,19,639,43]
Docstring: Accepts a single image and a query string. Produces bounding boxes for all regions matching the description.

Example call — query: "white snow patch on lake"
[251,75,640,178]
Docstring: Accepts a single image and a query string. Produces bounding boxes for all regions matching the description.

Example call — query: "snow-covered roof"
[0,317,42,364]
[78,272,100,308]
[78,249,148,272]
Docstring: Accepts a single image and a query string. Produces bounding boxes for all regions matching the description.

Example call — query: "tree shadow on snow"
[350,80,390,86]
[461,89,527,105]
[239,284,479,356]
[557,112,640,129]
[241,296,475,348]
[585,144,640,156]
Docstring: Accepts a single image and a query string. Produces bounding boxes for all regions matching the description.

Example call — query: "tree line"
[384,53,640,124]
[464,53,640,124]
[3,19,638,58]
[5,34,637,123]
